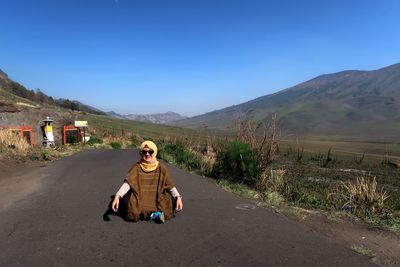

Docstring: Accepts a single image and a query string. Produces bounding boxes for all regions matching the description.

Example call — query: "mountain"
[174,63,400,141]
[106,111,125,119]
[107,111,187,124]
[0,69,10,86]
[0,69,105,115]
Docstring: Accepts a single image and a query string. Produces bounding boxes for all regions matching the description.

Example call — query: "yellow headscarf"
[139,140,159,172]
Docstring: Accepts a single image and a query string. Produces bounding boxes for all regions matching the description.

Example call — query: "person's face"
[141,148,154,163]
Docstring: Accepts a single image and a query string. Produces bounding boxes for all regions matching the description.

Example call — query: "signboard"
[74,121,88,127]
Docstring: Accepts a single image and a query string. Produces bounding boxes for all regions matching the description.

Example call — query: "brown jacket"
[124,163,175,221]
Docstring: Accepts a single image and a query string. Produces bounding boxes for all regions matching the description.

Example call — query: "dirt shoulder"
[298,210,400,266]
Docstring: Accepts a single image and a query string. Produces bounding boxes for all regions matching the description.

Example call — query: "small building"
[62,121,89,145]
[63,125,81,145]
[0,125,34,145]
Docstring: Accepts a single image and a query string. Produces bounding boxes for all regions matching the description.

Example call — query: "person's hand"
[112,195,120,212]
[175,196,183,212]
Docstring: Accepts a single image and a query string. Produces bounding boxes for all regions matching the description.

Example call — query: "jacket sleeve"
[116,182,130,198]
[124,163,139,192]
[160,164,176,190]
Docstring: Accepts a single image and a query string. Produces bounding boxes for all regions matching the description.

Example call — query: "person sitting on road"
[111,140,183,222]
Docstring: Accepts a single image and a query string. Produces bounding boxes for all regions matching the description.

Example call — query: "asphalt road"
[0,149,376,266]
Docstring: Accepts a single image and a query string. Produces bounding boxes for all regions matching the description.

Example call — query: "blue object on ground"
[150,211,165,223]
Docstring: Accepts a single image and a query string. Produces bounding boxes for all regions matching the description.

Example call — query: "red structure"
[0,126,34,145]
[63,125,81,145]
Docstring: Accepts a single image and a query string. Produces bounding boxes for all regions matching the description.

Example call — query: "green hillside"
[175,63,400,142]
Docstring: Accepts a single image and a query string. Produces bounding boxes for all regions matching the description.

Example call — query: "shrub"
[41,149,51,161]
[86,136,103,146]
[212,141,260,186]
[158,142,203,172]
[110,142,122,149]
[235,114,278,175]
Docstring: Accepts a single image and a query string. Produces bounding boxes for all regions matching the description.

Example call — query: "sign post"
[74,121,88,144]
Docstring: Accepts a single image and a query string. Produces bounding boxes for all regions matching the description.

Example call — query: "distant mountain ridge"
[107,111,187,124]
[174,63,400,141]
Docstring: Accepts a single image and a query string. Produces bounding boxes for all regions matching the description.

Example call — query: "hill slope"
[174,63,400,141]
[0,69,198,145]
[0,69,105,115]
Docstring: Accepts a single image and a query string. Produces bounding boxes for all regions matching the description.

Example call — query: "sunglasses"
[141,150,154,155]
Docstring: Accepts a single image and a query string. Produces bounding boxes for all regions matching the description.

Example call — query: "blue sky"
[1,0,400,116]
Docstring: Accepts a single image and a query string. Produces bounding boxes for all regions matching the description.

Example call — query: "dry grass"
[101,136,128,148]
[343,176,389,218]
[340,176,389,217]
[0,129,30,155]
[258,168,287,193]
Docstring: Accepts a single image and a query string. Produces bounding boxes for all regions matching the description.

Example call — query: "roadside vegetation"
[154,115,400,233]
[351,245,376,259]
[0,128,82,161]
[0,126,134,162]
